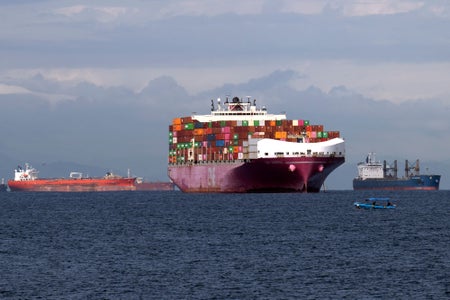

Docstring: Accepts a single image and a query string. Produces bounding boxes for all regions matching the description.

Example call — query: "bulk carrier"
[8,164,137,192]
[353,153,441,190]
[168,96,345,193]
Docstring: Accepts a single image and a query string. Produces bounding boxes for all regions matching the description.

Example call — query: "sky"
[1,0,449,189]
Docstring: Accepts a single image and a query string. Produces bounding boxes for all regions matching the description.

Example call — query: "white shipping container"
[249,138,261,146]
[248,153,258,159]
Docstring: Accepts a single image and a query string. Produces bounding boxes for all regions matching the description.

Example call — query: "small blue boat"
[354,197,396,209]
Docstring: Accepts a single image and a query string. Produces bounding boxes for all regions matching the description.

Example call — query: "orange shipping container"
[193,129,204,136]
[275,131,287,139]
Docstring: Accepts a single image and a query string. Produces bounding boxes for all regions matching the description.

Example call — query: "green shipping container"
[184,123,194,130]
[304,120,310,126]
[323,132,329,138]
[242,120,249,126]
[253,120,260,126]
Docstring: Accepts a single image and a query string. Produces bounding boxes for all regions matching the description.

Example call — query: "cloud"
[2,0,450,72]
[0,84,31,95]
[53,5,136,23]
[3,57,450,104]
[331,0,424,17]
[53,5,87,17]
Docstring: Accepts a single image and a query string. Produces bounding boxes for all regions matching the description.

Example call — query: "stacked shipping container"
[169,117,340,164]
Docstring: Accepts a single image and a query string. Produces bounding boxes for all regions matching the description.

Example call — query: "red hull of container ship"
[168,156,344,193]
[8,178,137,192]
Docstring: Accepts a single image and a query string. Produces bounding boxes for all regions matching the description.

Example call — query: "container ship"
[353,153,441,190]
[8,164,137,192]
[168,96,345,193]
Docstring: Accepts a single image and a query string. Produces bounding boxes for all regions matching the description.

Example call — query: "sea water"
[0,190,449,299]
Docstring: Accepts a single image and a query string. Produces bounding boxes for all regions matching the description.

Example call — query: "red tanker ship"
[8,164,137,192]
[168,96,345,193]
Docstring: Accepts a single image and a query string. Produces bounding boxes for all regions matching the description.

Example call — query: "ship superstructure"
[168,96,345,192]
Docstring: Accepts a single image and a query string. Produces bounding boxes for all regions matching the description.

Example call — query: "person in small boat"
[372,201,376,206]
[387,201,392,206]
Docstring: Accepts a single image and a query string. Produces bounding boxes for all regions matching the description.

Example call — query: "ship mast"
[405,159,420,177]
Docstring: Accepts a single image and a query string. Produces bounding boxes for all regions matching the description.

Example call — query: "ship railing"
[169,152,343,166]
[171,159,247,166]
[259,152,341,158]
